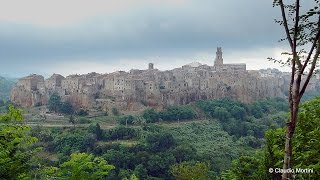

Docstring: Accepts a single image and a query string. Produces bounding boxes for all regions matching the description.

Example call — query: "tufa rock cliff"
[11,48,319,112]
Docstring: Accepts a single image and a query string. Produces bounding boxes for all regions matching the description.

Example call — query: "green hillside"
[0,76,16,101]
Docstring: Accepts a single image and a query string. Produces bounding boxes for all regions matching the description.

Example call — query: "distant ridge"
[0,76,16,100]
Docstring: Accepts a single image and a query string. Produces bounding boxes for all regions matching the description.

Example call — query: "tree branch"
[293,0,302,69]
[300,13,320,97]
[279,0,294,51]
[289,58,295,121]
[278,1,297,112]
[299,44,320,97]
[301,14,320,72]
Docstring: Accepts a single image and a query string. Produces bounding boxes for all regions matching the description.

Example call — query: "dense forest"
[2,93,319,179]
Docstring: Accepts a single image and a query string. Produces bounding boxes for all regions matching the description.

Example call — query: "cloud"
[0,0,189,27]
[0,0,289,77]
[22,47,289,78]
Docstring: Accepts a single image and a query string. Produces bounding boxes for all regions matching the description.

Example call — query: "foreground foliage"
[222,97,320,179]
[45,152,115,180]
[272,1,320,178]
[0,105,39,179]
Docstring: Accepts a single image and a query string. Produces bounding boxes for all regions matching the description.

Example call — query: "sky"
[0,0,292,78]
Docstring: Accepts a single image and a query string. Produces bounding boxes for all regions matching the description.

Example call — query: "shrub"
[118,115,135,126]
[77,109,89,116]
[112,107,120,116]
[78,117,91,124]
[142,109,159,123]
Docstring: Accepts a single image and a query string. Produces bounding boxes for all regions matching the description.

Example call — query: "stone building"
[16,74,44,91]
[213,47,246,72]
[12,47,317,112]
[11,74,47,106]
[45,74,65,90]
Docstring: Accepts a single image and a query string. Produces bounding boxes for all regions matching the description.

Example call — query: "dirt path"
[25,118,209,129]
[26,123,117,129]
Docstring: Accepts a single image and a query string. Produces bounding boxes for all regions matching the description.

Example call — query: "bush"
[78,117,91,124]
[159,106,196,121]
[112,107,120,116]
[171,162,210,180]
[106,127,138,140]
[118,115,135,125]
[142,109,159,123]
[53,131,96,155]
[48,93,75,115]
[146,132,176,152]
[88,123,104,140]
[48,93,61,113]
[59,102,74,115]
[77,109,89,116]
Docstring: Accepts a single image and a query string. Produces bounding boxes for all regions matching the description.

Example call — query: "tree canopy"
[0,105,39,180]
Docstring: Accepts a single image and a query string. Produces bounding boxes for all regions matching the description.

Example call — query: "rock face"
[10,74,47,107]
[11,48,318,112]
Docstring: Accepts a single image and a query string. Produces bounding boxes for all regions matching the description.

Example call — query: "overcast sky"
[0,0,292,78]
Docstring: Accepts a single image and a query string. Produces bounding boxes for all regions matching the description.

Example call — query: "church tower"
[148,63,154,70]
[214,47,223,66]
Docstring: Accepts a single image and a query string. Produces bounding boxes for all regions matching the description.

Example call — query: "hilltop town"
[10,48,320,113]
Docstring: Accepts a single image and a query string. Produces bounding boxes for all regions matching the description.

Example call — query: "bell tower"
[214,47,223,66]
[148,63,154,70]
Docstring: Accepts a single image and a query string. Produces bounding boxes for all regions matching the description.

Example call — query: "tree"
[146,132,176,152]
[122,174,139,180]
[59,101,74,115]
[272,1,320,179]
[159,106,196,122]
[95,123,104,141]
[222,97,320,180]
[48,93,62,113]
[0,105,39,179]
[77,108,89,116]
[172,144,197,163]
[147,153,176,179]
[142,108,159,123]
[230,106,242,120]
[112,107,120,116]
[134,164,148,179]
[171,162,210,180]
[52,130,95,155]
[45,152,115,180]
[107,126,138,140]
[220,152,270,180]
[48,93,75,115]
[264,97,320,180]
[212,107,230,121]
[291,97,320,179]
[118,115,135,126]
[69,115,75,127]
